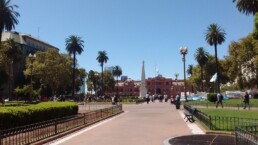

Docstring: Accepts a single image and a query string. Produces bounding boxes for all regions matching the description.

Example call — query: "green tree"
[0,0,20,47]
[112,65,122,96]
[65,35,84,98]
[228,41,244,89]
[205,23,226,93]
[187,64,194,92]
[103,71,115,95]
[96,50,108,95]
[1,38,22,98]
[194,47,209,92]
[253,13,258,39]
[233,35,258,89]
[23,49,74,97]
[189,55,217,92]
[75,68,87,93]
[87,70,96,94]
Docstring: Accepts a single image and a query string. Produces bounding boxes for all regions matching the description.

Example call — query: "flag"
[210,73,217,82]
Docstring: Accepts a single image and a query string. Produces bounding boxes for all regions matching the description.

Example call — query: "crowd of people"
[145,93,181,104]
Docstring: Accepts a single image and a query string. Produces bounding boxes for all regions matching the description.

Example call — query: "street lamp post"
[202,79,206,92]
[28,53,36,100]
[180,46,188,102]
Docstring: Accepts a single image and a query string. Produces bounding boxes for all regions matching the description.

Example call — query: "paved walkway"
[46,102,204,145]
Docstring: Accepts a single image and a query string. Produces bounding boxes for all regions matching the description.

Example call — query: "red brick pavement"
[47,102,198,145]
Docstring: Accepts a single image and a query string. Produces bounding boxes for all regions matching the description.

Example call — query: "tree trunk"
[214,43,220,93]
[201,66,203,92]
[72,52,76,98]
[101,63,103,96]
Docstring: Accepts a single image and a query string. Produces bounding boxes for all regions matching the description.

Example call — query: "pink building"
[116,75,185,97]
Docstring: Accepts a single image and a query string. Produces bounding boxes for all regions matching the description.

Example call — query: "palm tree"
[65,35,84,98]
[233,0,258,15]
[194,47,209,92]
[0,0,20,47]
[187,64,193,76]
[187,64,194,93]
[205,24,226,93]
[96,50,108,96]
[3,38,22,98]
[87,70,97,95]
[112,65,122,97]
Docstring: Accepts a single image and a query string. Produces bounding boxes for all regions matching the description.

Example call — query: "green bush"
[207,93,217,102]
[253,93,258,99]
[0,102,78,129]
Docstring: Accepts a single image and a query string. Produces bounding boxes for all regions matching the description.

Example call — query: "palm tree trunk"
[8,63,11,99]
[72,52,76,98]
[201,66,204,92]
[214,43,220,93]
[10,61,14,99]
[101,63,103,96]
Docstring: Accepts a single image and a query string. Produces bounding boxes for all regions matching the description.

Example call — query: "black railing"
[235,126,258,145]
[184,104,258,131]
[184,104,211,129]
[210,116,258,131]
[0,104,123,145]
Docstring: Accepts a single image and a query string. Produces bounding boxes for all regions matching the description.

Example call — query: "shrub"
[0,102,78,129]
[253,93,258,99]
[207,93,217,102]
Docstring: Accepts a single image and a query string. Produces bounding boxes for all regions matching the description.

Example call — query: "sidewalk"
[46,102,204,145]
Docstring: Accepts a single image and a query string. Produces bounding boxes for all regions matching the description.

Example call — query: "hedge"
[0,102,78,129]
[207,93,217,102]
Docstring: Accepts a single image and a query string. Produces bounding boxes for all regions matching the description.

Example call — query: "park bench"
[184,106,196,123]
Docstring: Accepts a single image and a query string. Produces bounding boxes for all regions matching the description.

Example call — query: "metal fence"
[184,104,258,131]
[210,116,258,131]
[184,104,258,145]
[184,104,211,128]
[78,102,114,111]
[0,104,123,145]
[235,126,258,145]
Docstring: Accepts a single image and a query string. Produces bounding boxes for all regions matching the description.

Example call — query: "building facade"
[116,75,185,97]
[1,32,59,96]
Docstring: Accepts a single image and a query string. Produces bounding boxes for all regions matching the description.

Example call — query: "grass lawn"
[196,108,258,131]
[187,98,258,107]
[198,108,258,119]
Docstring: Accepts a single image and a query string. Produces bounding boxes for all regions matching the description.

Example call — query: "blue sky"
[13,0,253,80]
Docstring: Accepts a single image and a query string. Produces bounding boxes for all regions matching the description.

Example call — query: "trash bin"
[175,102,180,109]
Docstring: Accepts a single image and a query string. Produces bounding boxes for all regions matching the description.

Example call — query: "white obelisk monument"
[140,61,147,98]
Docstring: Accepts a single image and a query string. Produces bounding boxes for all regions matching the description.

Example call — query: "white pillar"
[140,61,147,98]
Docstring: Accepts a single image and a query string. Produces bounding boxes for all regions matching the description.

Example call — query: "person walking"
[146,93,150,104]
[216,93,223,108]
[243,92,250,110]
